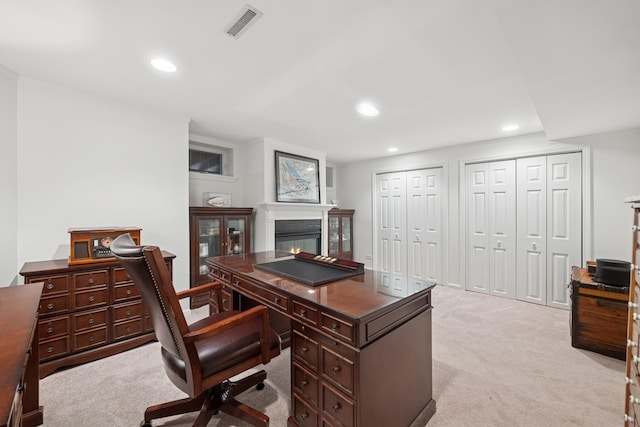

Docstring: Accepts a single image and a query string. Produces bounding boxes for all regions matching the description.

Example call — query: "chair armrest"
[175,281,222,300]
[184,305,272,364]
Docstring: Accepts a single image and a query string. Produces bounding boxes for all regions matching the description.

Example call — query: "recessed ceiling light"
[388,147,399,153]
[356,102,380,117]
[150,58,177,72]
[502,124,519,132]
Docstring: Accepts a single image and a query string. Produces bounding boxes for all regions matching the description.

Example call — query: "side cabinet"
[328,208,354,260]
[625,197,640,425]
[189,206,253,308]
[19,253,174,378]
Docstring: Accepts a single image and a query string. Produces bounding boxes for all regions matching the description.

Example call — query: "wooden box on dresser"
[625,196,640,426]
[19,252,175,378]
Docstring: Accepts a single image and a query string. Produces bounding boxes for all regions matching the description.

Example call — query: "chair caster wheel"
[256,382,265,390]
[140,421,152,427]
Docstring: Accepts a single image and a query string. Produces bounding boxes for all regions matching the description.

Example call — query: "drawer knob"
[629,340,638,348]
[300,346,309,354]
[127,290,132,295]
[630,302,639,309]
[332,402,341,412]
[274,297,281,304]
[89,318,94,324]
[631,394,640,405]
[300,309,306,317]
[625,414,635,422]
[633,355,640,364]
[47,346,54,353]
[126,310,131,316]
[89,336,94,343]
[634,313,640,321]
[126,327,131,333]
[89,296,95,302]
[633,225,638,232]
[88,277,94,284]
[17,384,26,393]
[300,379,308,386]
[626,376,636,385]
[332,366,341,374]
[47,326,54,333]
[300,413,308,420]
[47,303,54,310]
[331,323,339,332]
[47,283,54,290]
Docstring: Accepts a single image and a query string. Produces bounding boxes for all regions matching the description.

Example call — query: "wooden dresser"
[0,282,44,427]
[625,197,640,425]
[19,253,174,378]
[569,266,628,360]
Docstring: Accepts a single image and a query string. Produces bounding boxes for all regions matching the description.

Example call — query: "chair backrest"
[111,234,189,364]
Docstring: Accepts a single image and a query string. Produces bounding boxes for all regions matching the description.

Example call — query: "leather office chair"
[111,234,281,427]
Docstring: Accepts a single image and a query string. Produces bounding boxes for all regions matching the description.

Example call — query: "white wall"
[0,66,18,285]
[15,77,191,296]
[337,129,640,288]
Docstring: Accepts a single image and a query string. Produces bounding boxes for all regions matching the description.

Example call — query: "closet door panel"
[407,170,427,281]
[424,169,442,284]
[466,164,490,294]
[546,152,582,309]
[376,172,407,287]
[489,161,516,298]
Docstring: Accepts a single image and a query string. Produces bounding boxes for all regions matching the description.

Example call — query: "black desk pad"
[254,258,361,286]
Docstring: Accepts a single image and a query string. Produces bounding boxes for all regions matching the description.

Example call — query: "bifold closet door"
[465,161,516,297]
[407,168,442,284]
[516,153,581,309]
[376,172,407,291]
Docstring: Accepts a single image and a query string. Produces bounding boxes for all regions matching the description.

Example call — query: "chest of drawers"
[19,252,174,378]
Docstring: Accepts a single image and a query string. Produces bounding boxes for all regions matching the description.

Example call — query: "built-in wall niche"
[189,140,234,177]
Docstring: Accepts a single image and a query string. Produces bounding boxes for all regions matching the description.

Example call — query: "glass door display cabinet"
[328,208,355,260]
[189,207,253,308]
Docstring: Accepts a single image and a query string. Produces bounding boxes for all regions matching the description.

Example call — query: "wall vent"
[224,4,263,39]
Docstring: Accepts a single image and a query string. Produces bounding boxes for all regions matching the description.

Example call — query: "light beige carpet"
[40,285,625,426]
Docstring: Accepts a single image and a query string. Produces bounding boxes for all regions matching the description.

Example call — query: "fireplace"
[275,219,321,255]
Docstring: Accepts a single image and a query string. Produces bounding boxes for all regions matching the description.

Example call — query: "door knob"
[532,243,537,250]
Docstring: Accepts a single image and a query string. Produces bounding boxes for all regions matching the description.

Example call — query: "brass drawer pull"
[332,366,341,374]
[47,303,54,310]
[47,282,54,290]
[332,402,341,412]
[47,326,54,333]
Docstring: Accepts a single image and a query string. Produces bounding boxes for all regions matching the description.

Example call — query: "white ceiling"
[0,0,638,163]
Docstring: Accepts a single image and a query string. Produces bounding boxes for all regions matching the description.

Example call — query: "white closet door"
[466,163,490,294]
[407,168,442,284]
[516,156,547,305]
[546,152,582,309]
[376,172,407,292]
[488,161,516,298]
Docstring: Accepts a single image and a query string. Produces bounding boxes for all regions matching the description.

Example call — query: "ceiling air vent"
[224,4,263,39]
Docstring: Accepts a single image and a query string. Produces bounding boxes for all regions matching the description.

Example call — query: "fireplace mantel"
[258,202,336,212]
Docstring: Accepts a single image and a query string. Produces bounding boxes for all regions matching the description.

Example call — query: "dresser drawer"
[113,318,143,340]
[293,329,319,370]
[292,393,318,427]
[113,300,143,322]
[321,346,355,396]
[74,287,108,309]
[321,312,355,345]
[232,275,289,312]
[322,383,355,427]
[40,336,70,361]
[39,315,70,340]
[28,274,69,294]
[39,293,70,316]
[113,283,140,302]
[74,327,108,351]
[112,267,132,284]
[73,308,108,332]
[293,362,319,405]
[74,270,108,289]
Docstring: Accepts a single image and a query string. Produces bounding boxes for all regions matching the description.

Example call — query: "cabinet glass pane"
[342,217,351,252]
[198,219,220,275]
[329,216,340,255]
[226,218,246,255]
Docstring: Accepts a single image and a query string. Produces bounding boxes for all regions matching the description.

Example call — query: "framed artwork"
[275,151,320,203]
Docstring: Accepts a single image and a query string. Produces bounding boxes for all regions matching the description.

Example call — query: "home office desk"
[206,252,436,427]
[0,282,44,427]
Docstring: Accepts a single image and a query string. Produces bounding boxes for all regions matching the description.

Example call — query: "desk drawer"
[293,300,318,326]
[293,329,319,370]
[292,393,318,427]
[321,313,355,345]
[40,336,70,361]
[322,347,355,396]
[232,275,289,312]
[322,383,355,427]
[293,362,319,405]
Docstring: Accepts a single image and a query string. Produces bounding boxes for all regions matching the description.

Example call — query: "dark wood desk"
[207,252,436,427]
[0,283,44,427]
